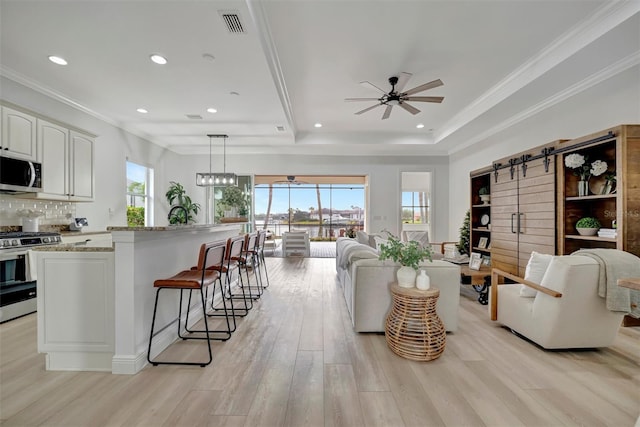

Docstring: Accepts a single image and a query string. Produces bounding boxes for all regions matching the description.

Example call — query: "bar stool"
[147,241,228,367]
[236,232,263,299]
[210,235,253,318]
[256,230,270,289]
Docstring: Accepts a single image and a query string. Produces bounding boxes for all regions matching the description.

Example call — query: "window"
[401,191,429,224]
[253,175,365,241]
[401,172,431,229]
[126,161,153,226]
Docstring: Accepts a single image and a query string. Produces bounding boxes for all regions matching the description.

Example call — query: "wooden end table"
[460,264,492,305]
[385,284,446,361]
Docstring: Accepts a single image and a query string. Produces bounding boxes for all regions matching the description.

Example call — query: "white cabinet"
[36,250,115,372]
[1,106,37,161]
[38,120,68,199]
[69,131,94,201]
[36,120,94,201]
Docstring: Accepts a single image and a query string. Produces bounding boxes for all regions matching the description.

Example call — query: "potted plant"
[479,186,490,204]
[165,181,201,224]
[219,186,248,219]
[575,217,601,236]
[378,232,433,288]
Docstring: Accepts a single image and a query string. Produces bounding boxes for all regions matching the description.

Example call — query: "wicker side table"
[385,284,446,361]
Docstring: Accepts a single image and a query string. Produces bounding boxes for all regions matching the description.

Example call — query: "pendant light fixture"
[196,134,237,187]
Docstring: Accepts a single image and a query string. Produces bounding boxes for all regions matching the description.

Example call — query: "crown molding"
[447,50,640,155]
[436,1,640,146]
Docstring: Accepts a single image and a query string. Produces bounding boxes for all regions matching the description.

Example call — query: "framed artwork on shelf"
[469,252,482,270]
[482,255,491,266]
[478,237,488,249]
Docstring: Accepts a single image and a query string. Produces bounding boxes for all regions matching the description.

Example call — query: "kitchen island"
[35,224,243,374]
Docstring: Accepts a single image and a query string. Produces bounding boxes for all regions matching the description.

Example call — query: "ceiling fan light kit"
[196,134,238,187]
[346,72,444,120]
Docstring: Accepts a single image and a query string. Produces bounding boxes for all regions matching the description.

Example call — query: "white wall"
[447,66,640,240]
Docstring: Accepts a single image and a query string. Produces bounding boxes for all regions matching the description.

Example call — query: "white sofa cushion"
[355,231,370,246]
[520,251,554,297]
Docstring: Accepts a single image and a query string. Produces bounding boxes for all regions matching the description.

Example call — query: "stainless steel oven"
[0,232,61,323]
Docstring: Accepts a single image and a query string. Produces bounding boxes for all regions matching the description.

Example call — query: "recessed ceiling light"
[202,53,215,61]
[207,108,218,114]
[150,54,167,65]
[230,91,240,96]
[416,123,425,129]
[136,108,148,114]
[314,123,322,128]
[48,55,67,65]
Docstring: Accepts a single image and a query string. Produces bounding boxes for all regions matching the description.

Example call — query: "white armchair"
[490,255,624,349]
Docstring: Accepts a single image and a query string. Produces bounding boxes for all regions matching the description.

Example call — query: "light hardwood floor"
[1,257,639,426]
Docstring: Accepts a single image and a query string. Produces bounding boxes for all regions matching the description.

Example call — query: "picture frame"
[469,252,482,271]
[478,237,488,249]
[482,255,491,266]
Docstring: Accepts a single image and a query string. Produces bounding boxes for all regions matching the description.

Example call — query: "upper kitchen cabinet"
[1,106,37,161]
[33,119,95,202]
[69,131,94,201]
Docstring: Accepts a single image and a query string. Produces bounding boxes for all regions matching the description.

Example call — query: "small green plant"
[576,217,601,229]
[345,225,357,238]
[220,186,249,216]
[479,186,490,195]
[165,181,201,224]
[378,232,433,270]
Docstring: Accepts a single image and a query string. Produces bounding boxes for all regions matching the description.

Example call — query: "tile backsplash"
[0,195,76,227]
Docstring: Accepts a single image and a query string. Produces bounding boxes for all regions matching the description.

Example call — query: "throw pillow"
[520,251,554,297]
[403,230,430,248]
[356,231,369,246]
[372,235,389,251]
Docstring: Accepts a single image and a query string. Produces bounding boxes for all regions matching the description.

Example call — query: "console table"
[385,284,445,361]
[460,264,492,305]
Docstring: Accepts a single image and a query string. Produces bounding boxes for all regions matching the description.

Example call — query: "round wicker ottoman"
[385,284,446,361]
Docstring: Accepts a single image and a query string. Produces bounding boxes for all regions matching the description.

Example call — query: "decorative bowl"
[576,227,598,236]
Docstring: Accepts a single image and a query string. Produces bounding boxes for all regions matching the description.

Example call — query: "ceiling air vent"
[276,126,285,132]
[186,114,203,120]
[219,11,245,34]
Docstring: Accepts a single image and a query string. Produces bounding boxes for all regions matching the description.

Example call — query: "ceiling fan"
[273,175,308,185]
[345,72,444,120]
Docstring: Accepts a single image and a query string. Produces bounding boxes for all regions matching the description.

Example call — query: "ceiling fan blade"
[399,102,421,115]
[345,97,381,102]
[381,105,393,120]
[355,104,382,115]
[404,96,444,103]
[360,81,387,94]
[394,72,412,92]
[403,79,444,96]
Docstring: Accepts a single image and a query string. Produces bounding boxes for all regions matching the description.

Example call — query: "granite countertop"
[32,244,114,252]
[107,223,244,232]
[60,230,111,237]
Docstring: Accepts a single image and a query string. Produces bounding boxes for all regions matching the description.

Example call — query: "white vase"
[578,180,589,197]
[397,266,417,288]
[416,269,430,290]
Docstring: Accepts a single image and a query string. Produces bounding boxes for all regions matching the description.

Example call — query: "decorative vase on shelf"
[397,266,417,288]
[416,270,431,290]
[578,180,589,197]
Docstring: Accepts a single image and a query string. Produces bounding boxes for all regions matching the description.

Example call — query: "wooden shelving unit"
[469,167,492,261]
[557,125,640,256]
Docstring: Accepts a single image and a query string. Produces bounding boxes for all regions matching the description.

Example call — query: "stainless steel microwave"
[0,156,42,193]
